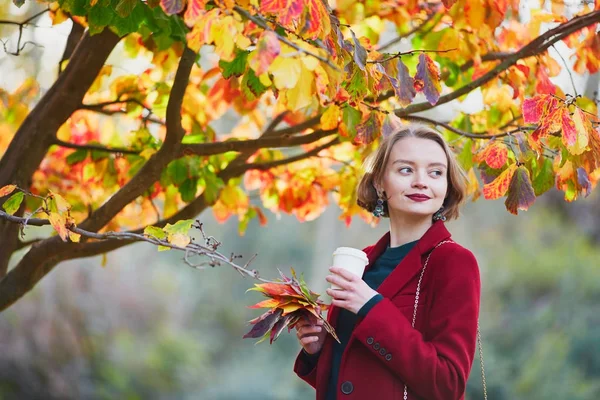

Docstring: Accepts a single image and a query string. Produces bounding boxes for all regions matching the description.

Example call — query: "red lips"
[406,194,431,201]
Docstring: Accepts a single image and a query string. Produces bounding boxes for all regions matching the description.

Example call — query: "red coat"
[294,221,481,400]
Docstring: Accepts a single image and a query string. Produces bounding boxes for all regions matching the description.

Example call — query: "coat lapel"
[376,220,452,299]
[325,221,451,324]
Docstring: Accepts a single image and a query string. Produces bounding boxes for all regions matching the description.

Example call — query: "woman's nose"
[412,172,428,189]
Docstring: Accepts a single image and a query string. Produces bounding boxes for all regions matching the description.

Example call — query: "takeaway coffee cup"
[330,247,369,290]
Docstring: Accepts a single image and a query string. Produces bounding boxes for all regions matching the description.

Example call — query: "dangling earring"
[433,206,446,222]
[373,194,385,217]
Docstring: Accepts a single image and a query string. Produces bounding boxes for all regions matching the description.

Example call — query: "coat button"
[379,348,386,356]
[373,342,380,350]
[385,353,392,361]
[366,337,374,345]
[341,381,354,394]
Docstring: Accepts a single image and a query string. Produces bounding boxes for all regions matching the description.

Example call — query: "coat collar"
[364,220,452,299]
[326,220,452,326]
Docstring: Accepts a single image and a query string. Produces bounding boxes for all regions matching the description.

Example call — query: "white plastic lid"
[332,247,369,263]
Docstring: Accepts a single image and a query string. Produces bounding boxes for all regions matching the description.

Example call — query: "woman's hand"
[325,266,379,314]
[295,316,327,355]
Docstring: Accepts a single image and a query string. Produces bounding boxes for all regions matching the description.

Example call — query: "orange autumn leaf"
[475,141,508,169]
[0,185,17,197]
[483,164,518,200]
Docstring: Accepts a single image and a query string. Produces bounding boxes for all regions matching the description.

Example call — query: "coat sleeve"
[293,348,320,388]
[352,246,481,400]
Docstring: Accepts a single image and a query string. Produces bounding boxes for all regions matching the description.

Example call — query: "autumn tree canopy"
[0,0,599,311]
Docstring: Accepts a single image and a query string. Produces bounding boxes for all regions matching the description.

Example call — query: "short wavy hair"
[357,124,468,220]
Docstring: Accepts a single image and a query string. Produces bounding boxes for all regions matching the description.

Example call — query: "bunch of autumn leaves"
[243,269,340,344]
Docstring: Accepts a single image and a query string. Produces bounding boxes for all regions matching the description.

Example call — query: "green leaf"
[91,149,109,161]
[88,2,115,34]
[59,0,88,16]
[532,157,555,196]
[458,139,474,171]
[2,191,24,215]
[66,149,88,165]
[112,1,147,36]
[167,158,188,186]
[144,225,166,240]
[342,106,362,136]
[242,69,269,100]
[12,0,25,7]
[219,50,250,79]
[163,219,194,236]
[179,178,198,203]
[116,0,138,17]
[202,167,224,204]
[345,67,367,99]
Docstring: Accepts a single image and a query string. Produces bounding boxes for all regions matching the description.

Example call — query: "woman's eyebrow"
[392,159,447,168]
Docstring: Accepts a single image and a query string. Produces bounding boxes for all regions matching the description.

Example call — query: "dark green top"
[300,240,419,399]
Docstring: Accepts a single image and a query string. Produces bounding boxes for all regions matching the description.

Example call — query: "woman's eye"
[431,170,442,176]
[398,167,412,173]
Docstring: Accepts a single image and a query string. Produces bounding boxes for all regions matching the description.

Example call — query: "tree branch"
[77,47,196,234]
[58,18,84,76]
[54,139,141,155]
[0,27,121,277]
[180,129,337,157]
[80,98,165,125]
[394,10,600,117]
[401,115,535,139]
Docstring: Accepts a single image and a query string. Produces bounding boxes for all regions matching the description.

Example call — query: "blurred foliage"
[1,195,599,399]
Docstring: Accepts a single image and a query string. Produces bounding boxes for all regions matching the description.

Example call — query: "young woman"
[293,124,481,400]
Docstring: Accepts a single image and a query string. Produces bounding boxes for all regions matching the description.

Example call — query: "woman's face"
[379,137,449,220]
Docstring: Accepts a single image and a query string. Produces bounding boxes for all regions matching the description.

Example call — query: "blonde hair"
[356,124,468,220]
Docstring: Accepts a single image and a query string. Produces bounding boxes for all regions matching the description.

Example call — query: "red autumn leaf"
[269,314,293,343]
[0,184,17,197]
[242,308,283,339]
[505,166,536,215]
[476,141,508,169]
[414,53,441,105]
[250,31,280,75]
[559,106,577,147]
[483,164,518,200]
[522,94,558,124]
[183,0,206,26]
[535,66,556,95]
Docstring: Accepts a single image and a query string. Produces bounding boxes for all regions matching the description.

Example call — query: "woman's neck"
[387,213,434,248]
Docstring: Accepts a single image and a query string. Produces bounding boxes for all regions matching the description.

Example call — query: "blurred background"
[2,2,600,400]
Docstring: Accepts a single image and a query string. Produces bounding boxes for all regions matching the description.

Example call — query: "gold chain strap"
[403,240,488,400]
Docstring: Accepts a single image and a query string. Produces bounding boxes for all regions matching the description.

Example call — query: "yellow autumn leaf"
[49,190,71,214]
[48,212,68,241]
[320,105,341,130]
[69,231,81,243]
[568,108,590,156]
[269,57,302,90]
[168,233,191,248]
[285,65,315,111]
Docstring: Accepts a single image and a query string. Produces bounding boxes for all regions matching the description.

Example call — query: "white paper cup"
[330,247,369,290]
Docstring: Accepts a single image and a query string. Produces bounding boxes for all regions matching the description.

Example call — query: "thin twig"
[0,8,49,56]
[402,115,535,139]
[551,45,578,97]
[368,48,456,64]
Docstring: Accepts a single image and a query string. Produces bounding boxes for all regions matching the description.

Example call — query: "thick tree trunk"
[0,28,120,277]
